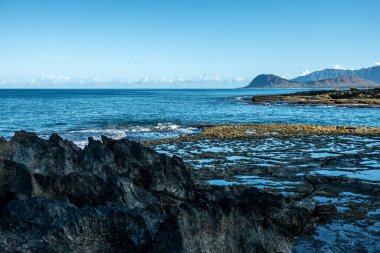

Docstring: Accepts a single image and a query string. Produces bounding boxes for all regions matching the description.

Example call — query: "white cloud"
[0,78,18,86]
[28,78,36,85]
[281,73,289,79]
[374,62,380,66]
[147,75,246,84]
[78,76,104,84]
[300,70,311,76]
[233,77,246,82]
[332,64,346,70]
[24,74,74,85]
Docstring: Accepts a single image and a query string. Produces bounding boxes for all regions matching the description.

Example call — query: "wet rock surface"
[150,134,380,252]
[0,131,315,253]
[249,88,380,107]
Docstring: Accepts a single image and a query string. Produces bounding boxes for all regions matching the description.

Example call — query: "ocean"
[1,88,379,146]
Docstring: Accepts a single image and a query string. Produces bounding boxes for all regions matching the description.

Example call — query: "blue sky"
[0,0,379,87]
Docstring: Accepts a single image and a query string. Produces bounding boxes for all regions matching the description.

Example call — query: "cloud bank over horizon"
[1,62,380,88]
[0,74,249,89]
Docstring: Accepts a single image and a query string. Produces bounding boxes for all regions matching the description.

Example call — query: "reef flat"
[144,123,380,144]
[146,124,380,252]
[249,88,380,107]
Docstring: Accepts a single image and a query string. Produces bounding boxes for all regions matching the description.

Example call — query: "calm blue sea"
[1,89,379,146]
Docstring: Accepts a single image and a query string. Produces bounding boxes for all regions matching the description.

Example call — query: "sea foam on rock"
[0,131,315,252]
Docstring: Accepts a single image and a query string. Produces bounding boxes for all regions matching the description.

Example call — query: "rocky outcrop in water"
[251,88,380,107]
[0,131,315,252]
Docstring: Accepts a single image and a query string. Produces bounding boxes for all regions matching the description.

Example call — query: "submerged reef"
[0,131,315,253]
[250,88,380,107]
[144,123,380,144]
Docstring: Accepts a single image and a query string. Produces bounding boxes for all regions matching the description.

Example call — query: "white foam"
[65,123,200,147]
[233,96,251,101]
[73,140,89,149]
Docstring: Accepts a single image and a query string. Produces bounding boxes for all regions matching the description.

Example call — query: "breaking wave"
[63,123,200,148]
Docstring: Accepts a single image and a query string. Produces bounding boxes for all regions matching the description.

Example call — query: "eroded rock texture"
[0,131,314,252]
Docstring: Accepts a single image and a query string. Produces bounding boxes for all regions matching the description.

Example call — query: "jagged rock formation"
[293,65,380,83]
[244,74,303,88]
[0,131,315,253]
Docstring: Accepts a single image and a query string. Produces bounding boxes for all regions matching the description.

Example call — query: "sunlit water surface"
[1,89,379,146]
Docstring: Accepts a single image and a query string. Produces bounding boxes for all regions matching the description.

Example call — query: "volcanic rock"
[0,131,315,252]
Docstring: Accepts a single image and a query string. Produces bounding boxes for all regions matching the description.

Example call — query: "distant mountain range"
[305,75,377,87]
[293,65,380,83]
[244,65,380,88]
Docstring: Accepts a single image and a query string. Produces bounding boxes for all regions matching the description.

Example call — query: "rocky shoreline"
[0,131,315,253]
[1,127,379,252]
[249,88,380,107]
[147,127,380,252]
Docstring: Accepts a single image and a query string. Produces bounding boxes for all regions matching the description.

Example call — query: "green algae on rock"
[144,123,380,145]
